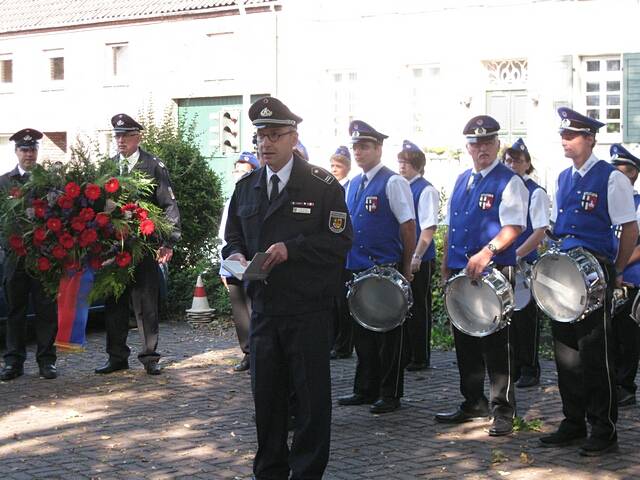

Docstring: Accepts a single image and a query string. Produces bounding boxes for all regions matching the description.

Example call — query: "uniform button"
[577,191,582,194]
[571,225,576,229]
[574,209,579,213]
[357,230,361,234]
[452,228,456,232]
[358,214,363,218]
[359,245,364,248]
[464,229,468,232]
[454,212,458,216]
[559,209,563,213]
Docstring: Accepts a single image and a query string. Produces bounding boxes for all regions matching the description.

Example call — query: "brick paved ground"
[0,320,638,480]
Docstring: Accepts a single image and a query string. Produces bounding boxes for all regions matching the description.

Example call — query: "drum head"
[348,275,407,332]
[514,272,532,311]
[445,276,504,337]
[531,254,588,322]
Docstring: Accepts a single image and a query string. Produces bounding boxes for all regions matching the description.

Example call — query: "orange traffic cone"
[186,275,215,324]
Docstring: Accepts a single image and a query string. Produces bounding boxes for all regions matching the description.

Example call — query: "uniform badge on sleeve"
[613,224,622,239]
[329,211,347,233]
[365,196,378,213]
[581,192,598,211]
[478,193,494,210]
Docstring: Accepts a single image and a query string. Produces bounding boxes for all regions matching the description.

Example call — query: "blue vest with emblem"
[447,162,517,269]
[612,193,640,286]
[555,160,615,261]
[410,177,436,261]
[514,178,544,264]
[346,167,402,270]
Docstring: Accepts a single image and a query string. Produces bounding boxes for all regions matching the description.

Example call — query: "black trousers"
[406,259,433,365]
[511,297,541,380]
[612,286,640,395]
[251,310,331,480]
[226,277,250,355]
[331,268,353,356]
[550,262,617,441]
[104,255,161,366]
[3,267,57,366]
[450,266,516,419]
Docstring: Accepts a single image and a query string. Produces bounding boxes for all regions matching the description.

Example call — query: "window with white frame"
[44,49,64,83]
[0,56,13,83]
[106,42,129,81]
[329,70,359,138]
[582,56,622,135]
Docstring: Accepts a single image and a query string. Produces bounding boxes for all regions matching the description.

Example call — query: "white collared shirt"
[443,158,529,227]
[266,155,294,198]
[550,154,637,225]
[523,174,550,230]
[409,174,439,230]
[119,149,140,173]
[17,165,27,176]
[349,162,415,224]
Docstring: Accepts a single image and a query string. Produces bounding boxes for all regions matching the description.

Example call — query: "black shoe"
[435,407,489,424]
[0,364,24,381]
[516,375,539,388]
[39,364,57,380]
[618,388,636,407]
[406,361,429,371]
[539,429,586,447]
[489,416,513,436]
[95,360,129,374]
[370,397,400,414]
[145,362,162,375]
[233,355,250,372]
[579,436,618,457]
[337,393,376,406]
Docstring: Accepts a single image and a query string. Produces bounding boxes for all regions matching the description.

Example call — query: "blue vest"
[410,177,436,261]
[555,160,615,261]
[346,166,402,270]
[514,178,545,264]
[612,193,640,286]
[447,162,518,269]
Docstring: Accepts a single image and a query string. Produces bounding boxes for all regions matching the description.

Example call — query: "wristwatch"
[486,243,498,255]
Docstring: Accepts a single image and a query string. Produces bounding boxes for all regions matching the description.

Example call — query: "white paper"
[221,252,271,281]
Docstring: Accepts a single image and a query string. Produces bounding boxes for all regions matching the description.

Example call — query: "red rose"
[9,234,24,250]
[104,178,120,193]
[52,245,67,259]
[46,217,62,232]
[9,187,22,198]
[57,195,74,209]
[79,207,95,222]
[34,227,47,243]
[139,219,155,236]
[135,208,148,220]
[90,242,102,254]
[34,206,46,218]
[115,251,132,268]
[59,232,75,249]
[121,203,137,212]
[89,257,103,270]
[84,183,101,201]
[37,257,51,271]
[64,182,81,198]
[71,217,86,232]
[114,225,129,240]
[79,228,98,247]
[95,213,110,227]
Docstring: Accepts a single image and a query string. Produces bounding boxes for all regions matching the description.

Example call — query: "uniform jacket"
[113,148,181,247]
[222,154,353,315]
[515,177,545,264]
[0,166,28,282]
[613,193,640,286]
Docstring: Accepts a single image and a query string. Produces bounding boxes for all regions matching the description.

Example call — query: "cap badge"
[117,119,124,126]
[611,153,619,160]
[353,124,359,131]
[24,135,32,141]
[353,131,360,137]
[474,127,486,135]
[561,111,568,118]
[519,144,525,151]
[260,107,273,117]
[561,118,571,128]
[262,98,269,104]
[476,119,484,126]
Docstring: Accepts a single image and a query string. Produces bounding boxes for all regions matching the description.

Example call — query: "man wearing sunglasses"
[223,96,352,480]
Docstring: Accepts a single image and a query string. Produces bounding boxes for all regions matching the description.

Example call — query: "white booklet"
[221,252,272,281]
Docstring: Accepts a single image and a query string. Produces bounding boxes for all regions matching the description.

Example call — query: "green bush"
[138,107,227,316]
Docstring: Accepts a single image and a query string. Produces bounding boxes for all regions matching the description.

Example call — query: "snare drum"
[444,268,514,337]
[514,262,532,311]
[347,265,413,332]
[530,247,606,323]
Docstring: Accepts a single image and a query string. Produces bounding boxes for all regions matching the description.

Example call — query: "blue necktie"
[570,171,581,189]
[468,172,481,191]
[355,176,367,200]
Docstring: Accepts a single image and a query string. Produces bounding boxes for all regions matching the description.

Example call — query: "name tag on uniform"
[292,207,311,214]
[291,201,314,215]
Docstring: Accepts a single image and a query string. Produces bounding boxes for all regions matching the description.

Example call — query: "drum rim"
[444,269,513,338]
[530,247,606,323]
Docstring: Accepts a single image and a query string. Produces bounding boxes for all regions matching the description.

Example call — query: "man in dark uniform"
[337,120,416,414]
[95,113,181,376]
[610,144,640,408]
[539,108,638,456]
[0,128,58,381]
[435,115,528,437]
[223,97,352,480]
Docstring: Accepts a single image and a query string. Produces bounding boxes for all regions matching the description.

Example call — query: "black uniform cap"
[10,128,43,148]
[111,113,144,133]
[249,97,302,129]
[463,115,500,143]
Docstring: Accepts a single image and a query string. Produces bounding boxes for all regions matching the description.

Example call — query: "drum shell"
[530,247,606,323]
[514,262,532,311]
[346,266,413,333]
[444,269,514,338]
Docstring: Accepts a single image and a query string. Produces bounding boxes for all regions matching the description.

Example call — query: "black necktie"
[20,172,30,183]
[269,175,280,203]
[355,176,367,201]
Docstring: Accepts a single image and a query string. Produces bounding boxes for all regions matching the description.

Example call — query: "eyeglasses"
[504,156,526,165]
[256,130,296,143]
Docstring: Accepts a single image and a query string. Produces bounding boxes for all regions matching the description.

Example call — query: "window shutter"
[623,52,640,143]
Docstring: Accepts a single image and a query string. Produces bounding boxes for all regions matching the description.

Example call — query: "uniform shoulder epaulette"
[310,165,335,185]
